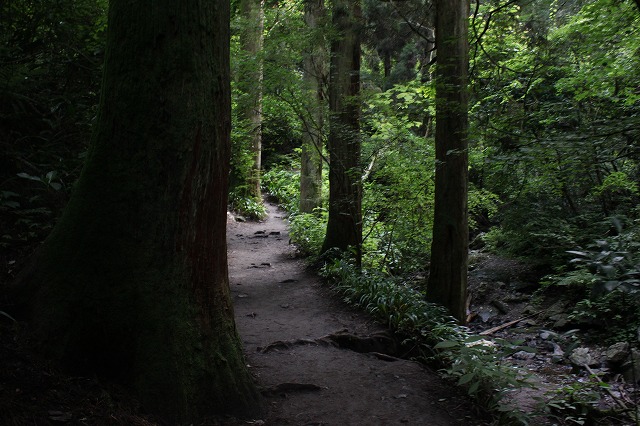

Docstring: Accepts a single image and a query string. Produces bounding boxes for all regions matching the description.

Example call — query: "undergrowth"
[261,161,535,424]
[321,257,534,425]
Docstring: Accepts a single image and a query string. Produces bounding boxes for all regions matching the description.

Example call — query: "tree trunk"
[237,0,265,199]
[300,0,326,213]
[12,1,261,422]
[426,0,470,324]
[321,0,362,263]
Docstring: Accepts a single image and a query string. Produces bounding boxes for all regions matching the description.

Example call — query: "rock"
[477,307,497,323]
[512,350,536,360]
[546,301,566,317]
[569,347,598,368]
[606,342,630,364]
[550,342,564,357]
[551,314,570,330]
[621,349,640,383]
[511,281,537,292]
[491,300,510,314]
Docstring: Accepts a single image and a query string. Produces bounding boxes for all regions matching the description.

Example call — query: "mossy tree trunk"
[321,0,362,264]
[299,0,326,214]
[427,0,470,324]
[14,0,261,422]
[236,0,265,199]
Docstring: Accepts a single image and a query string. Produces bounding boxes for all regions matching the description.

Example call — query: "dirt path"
[228,202,486,426]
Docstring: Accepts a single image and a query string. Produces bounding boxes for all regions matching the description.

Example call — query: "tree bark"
[426,0,470,323]
[13,1,261,422]
[237,0,265,199]
[299,0,326,213]
[321,0,362,263]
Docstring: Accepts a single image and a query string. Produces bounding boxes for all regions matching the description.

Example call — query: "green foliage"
[261,157,328,256]
[289,210,327,256]
[543,374,613,426]
[590,171,639,199]
[261,157,302,212]
[228,190,267,220]
[568,226,640,298]
[543,221,640,343]
[360,80,436,273]
[0,0,107,255]
[469,0,640,266]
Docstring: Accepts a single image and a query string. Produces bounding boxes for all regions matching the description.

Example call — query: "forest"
[1,0,640,424]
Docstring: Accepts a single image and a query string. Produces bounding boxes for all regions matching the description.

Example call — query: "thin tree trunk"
[427,0,470,323]
[300,0,326,213]
[238,0,265,199]
[321,0,362,264]
[12,1,260,422]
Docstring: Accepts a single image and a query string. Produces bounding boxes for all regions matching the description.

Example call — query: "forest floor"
[1,200,637,424]
[227,201,488,425]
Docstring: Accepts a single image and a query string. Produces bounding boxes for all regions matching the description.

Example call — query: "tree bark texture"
[237,0,265,199]
[427,0,470,323]
[321,0,362,262]
[14,1,261,422]
[299,0,326,213]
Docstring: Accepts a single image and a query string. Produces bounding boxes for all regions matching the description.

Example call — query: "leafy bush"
[543,220,640,343]
[0,0,107,257]
[261,162,301,213]
[288,210,327,256]
[228,190,266,220]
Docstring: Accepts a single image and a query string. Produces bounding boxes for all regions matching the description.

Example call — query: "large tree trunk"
[299,0,326,214]
[321,0,362,263]
[12,1,260,422]
[237,0,265,199]
[426,0,470,323]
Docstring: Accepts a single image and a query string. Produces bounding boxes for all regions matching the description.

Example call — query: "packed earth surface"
[228,202,486,425]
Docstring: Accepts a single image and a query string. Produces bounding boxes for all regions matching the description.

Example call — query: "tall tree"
[237,0,265,199]
[426,0,470,323]
[12,0,260,422]
[299,0,327,213]
[321,0,363,262]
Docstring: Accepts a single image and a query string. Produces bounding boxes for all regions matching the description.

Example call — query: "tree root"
[258,330,398,358]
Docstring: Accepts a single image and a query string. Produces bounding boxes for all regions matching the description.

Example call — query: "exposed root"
[320,330,398,356]
[259,330,399,357]
[258,338,325,353]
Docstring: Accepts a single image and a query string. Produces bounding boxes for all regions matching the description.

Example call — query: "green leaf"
[434,340,459,349]
[458,373,475,385]
[463,335,485,344]
[17,172,42,182]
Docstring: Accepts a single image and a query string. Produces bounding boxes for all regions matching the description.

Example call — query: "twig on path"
[368,352,400,362]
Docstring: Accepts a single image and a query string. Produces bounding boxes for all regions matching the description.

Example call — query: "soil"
[228,202,487,425]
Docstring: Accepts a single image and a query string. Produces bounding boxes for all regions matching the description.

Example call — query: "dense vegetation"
[2,0,639,423]
[252,0,640,346]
